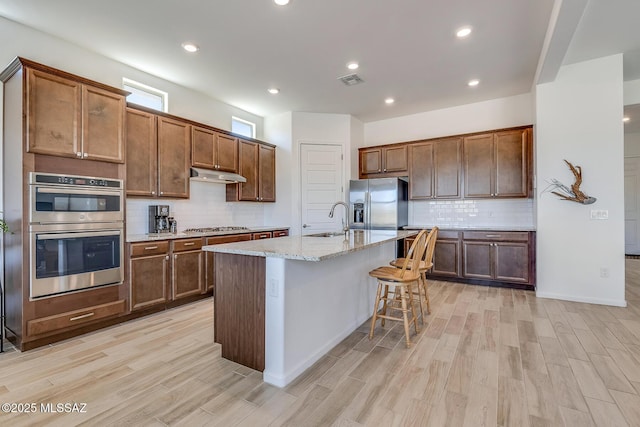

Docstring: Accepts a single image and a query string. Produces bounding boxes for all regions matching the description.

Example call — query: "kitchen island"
[203,229,416,387]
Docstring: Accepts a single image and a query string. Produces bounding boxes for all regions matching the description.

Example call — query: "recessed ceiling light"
[347,62,359,70]
[268,88,280,94]
[623,117,631,122]
[181,42,199,53]
[468,79,480,87]
[456,27,472,38]
[385,98,395,105]
[274,0,290,5]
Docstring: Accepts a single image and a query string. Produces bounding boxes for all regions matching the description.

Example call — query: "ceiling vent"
[338,73,364,86]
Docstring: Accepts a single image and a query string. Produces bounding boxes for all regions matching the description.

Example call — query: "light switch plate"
[590,210,609,220]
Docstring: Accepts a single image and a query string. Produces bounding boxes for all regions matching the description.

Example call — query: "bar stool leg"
[407,283,420,334]
[380,284,390,327]
[369,281,384,339]
[422,272,431,314]
[399,285,412,348]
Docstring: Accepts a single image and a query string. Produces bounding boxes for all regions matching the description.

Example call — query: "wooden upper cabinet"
[191,126,239,172]
[126,108,157,196]
[463,128,530,198]
[360,148,382,175]
[25,66,125,163]
[259,144,276,202]
[495,128,530,198]
[82,85,125,162]
[227,139,276,202]
[409,137,461,200]
[157,116,191,198]
[26,68,81,158]
[359,145,408,177]
[463,133,494,198]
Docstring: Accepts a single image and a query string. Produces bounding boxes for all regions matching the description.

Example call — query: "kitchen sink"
[306,231,346,237]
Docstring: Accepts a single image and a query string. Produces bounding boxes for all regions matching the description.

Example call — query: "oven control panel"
[30,172,122,188]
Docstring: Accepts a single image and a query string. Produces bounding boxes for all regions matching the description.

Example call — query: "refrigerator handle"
[365,191,370,229]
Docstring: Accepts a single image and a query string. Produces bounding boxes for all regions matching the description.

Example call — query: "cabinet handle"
[83,153,89,158]
[174,254,178,259]
[183,242,195,246]
[256,197,259,200]
[144,246,158,250]
[485,235,501,238]
[69,312,95,321]
[165,255,169,260]
[76,152,82,157]
[160,192,164,195]
[151,191,156,195]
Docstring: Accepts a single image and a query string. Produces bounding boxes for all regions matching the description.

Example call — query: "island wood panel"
[205,233,252,292]
[214,253,265,371]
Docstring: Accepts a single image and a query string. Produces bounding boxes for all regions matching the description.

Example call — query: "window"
[123,78,168,112]
[232,116,256,138]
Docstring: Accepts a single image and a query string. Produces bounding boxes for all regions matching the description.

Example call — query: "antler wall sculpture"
[545,160,596,205]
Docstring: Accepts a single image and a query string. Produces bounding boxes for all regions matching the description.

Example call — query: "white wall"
[264,112,294,229]
[363,93,534,146]
[624,79,640,106]
[535,54,625,306]
[625,132,640,157]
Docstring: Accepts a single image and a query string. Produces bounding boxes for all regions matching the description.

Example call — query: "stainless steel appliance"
[28,172,124,299]
[148,205,170,234]
[349,178,408,230]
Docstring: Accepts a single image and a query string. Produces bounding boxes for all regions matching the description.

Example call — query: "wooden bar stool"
[389,227,439,322]
[368,230,428,348]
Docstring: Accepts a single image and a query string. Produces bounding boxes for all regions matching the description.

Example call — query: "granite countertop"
[203,229,417,262]
[127,226,289,243]
[404,225,536,231]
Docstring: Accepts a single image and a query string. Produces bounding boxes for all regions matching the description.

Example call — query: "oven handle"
[35,186,122,197]
[36,230,121,240]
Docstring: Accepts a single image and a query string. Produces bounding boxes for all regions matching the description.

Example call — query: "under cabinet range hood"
[189,167,247,184]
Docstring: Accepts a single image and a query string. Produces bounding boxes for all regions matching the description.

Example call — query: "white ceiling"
[0,0,639,123]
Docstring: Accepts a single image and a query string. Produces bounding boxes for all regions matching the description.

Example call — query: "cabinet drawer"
[173,238,203,252]
[206,234,252,245]
[462,231,529,242]
[130,241,169,257]
[436,230,461,240]
[27,300,126,336]
[252,232,272,240]
[273,229,289,238]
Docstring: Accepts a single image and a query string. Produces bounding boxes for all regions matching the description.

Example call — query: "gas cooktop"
[183,226,250,233]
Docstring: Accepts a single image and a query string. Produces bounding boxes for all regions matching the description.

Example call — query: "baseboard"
[535,292,627,307]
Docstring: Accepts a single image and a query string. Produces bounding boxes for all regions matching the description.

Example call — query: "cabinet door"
[360,148,382,175]
[82,85,125,163]
[432,239,460,277]
[26,68,81,158]
[191,125,216,169]
[130,254,169,311]
[158,117,190,198]
[383,145,408,173]
[463,134,494,198]
[462,241,493,280]
[409,142,434,199]
[216,133,239,172]
[495,129,529,197]
[126,108,157,196]
[172,250,204,299]
[259,145,276,202]
[434,137,462,198]
[237,139,260,201]
[494,242,529,283]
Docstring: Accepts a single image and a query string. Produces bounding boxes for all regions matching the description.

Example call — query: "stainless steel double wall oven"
[29,172,124,299]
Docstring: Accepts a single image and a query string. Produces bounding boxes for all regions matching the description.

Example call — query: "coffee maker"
[148,205,171,234]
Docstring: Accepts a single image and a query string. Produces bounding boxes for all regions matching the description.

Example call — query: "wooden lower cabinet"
[252,231,272,240]
[462,231,532,284]
[129,241,170,311]
[171,238,204,299]
[405,229,534,288]
[273,229,289,238]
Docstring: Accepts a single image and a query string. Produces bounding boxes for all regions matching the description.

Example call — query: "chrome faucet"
[329,201,349,237]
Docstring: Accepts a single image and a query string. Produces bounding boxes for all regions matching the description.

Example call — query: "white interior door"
[300,143,344,234]
[625,156,640,254]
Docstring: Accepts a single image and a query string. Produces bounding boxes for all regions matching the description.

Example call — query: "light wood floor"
[3,262,640,426]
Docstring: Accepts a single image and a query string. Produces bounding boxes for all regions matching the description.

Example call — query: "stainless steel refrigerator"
[349,177,408,230]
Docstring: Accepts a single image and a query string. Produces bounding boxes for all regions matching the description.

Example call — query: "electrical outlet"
[269,278,279,297]
[600,268,610,278]
[590,210,609,220]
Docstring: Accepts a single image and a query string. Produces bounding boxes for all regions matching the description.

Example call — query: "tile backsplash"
[409,198,534,228]
[126,181,265,235]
